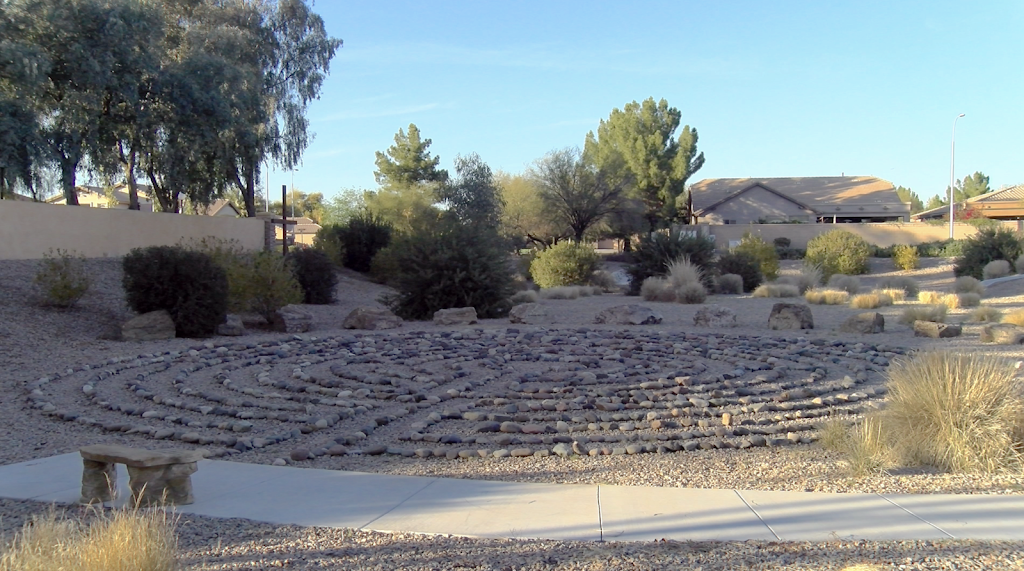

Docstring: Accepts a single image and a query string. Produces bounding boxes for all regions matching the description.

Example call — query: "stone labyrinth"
[26,328,903,463]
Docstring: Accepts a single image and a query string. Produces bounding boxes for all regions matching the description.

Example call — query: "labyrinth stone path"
[25,328,902,462]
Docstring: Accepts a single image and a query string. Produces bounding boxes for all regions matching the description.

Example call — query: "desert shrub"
[716,273,744,295]
[917,290,944,304]
[805,229,871,281]
[870,244,894,258]
[1003,309,1024,326]
[666,256,704,288]
[530,242,600,288]
[792,262,823,293]
[850,292,893,309]
[510,290,539,305]
[953,276,986,296]
[882,351,1024,473]
[1016,254,1024,274]
[775,246,805,260]
[337,211,394,273]
[953,227,1023,280]
[877,276,919,297]
[0,507,178,571]
[286,249,337,304]
[380,220,515,320]
[539,286,580,300]
[590,269,619,292]
[179,237,252,313]
[891,244,919,271]
[34,248,90,309]
[626,229,716,294]
[875,288,906,302]
[733,232,779,280]
[804,288,849,305]
[368,244,401,286]
[752,283,800,298]
[577,284,593,297]
[122,246,227,337]
[983,259,1012,280]
[312,224,345,268]
[899,304,947,324]
[826,274,861,294]
[943,292,980,309]
[244,251,304,323]
[674,282,707,304]
[773,237,791,249]
[969,306,1002,323]
[716,251,763,292]
[917,239,965,258]
[641,277,675,302]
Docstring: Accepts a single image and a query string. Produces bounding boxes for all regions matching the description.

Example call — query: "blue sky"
[268,1,1024,204]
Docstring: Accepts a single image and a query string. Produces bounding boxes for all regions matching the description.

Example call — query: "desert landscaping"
[2,253,1024,570]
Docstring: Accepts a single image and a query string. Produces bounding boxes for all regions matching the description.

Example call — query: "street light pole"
[949,113,965,239]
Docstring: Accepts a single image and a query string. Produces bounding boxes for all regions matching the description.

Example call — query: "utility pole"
[282,184,288,256]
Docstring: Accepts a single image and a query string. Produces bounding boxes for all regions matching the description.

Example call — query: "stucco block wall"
[0,201,265,259]
[703,221,1020,250]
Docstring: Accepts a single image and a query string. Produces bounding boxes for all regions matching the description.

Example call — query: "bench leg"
[127,462,197,506]
[81,459,116,504]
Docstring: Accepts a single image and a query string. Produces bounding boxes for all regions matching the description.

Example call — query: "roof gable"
[695,182,816,215]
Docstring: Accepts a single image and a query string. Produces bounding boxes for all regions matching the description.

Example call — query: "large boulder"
[913,320,961,339]
[342,307,403,330]
[508,303,552,325]
[693,304,738,327]
[433,307,478,326]
[980,323,1024,344]
[271,304,312,333]
[122,310,175,342]
[217,314,245,336]
[768,303,814,330]
[839,312,884,334]
[594,304,663,325]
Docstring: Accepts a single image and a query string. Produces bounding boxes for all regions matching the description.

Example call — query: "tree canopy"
[895,186,924,214]
[531,147,623,243]
[374,124,448,188]
[584,97,704,231]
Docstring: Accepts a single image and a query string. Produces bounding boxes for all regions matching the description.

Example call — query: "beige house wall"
[0,200,264,259]
[703,221,1021,250]
[700,186,813,224]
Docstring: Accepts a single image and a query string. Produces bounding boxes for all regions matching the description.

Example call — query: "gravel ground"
[3,256,1024,569]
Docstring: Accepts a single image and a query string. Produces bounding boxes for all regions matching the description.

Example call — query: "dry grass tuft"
[752,283,800,298]
[953,275,986,296]
[674,282,707,304]
[539,286,580,300]
[883,351,1024,473]
[846,415,891,476]
[875,288,906,303]
[510,290,539,305]
[716,273,744,295]
[804,288,850,305]
[817,419,851,451]
[877,276,920,297]
[640,277,675,302]
[899,304,947,324]
[917,290,944,304]
[983,259,1012,280]
[0,506,178,571]
[777,263,822,294]
[943,292,980,309]
[1002,309,1024,327]
[827,274,861,294]
[849,292,893,309]
[666,257,704,289]
[970,306,1003,323]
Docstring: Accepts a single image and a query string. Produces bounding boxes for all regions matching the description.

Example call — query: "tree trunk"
[122,142,140,210]
[59,159,79,205]
[0,167,6,199]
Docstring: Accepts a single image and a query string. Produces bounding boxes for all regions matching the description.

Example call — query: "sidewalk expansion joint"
[358,477,440,530]
[734,490,781,541]
[596,485,604,542]
[877,494,956,539]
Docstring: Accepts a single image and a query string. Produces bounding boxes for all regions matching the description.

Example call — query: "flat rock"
[693,304,738,327]
[768,303,814,330]
[913,320,962,338]
[217,314,245,336]
[840,312,884,334]
[980,323,1024,344]
[122,310,175,342]
[342,307,403,330]
[508,303,552,325]
[272,305,312,333]
[433,307,478,326]
[594,304,663,325]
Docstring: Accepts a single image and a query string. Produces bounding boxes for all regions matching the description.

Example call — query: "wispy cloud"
[318,103,441,122]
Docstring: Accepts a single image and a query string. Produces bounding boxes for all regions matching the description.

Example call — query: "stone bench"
[80,445,206,506]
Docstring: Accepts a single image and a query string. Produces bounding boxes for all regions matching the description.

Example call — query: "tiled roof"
[690,176,901,213]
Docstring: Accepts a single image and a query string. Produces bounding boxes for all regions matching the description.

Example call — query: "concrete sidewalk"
[2,453,1023,542]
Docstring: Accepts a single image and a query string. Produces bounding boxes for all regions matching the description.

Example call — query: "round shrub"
[892,244,919,271]
[716,273,744,295]
[983,259,1012,280]
[179,237,252,314]
[34,248,90,309]
[313,225,346,268]
[627,229,717,294]
[826,274,861,295]
[954,228,1023,280]
[773,237,791,249]
[674,282,707,304]
[287,249,338,304]
[122,246,228,337]
[336,211,393,273]
[530,242,600,289]
[641,277,675,302]
[734,232,779,280]
[716,251,763,292]
[805,229,871,281]
[245,251,304,323]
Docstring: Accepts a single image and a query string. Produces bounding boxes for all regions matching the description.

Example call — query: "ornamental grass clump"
[776,262,823,294]
[875,288,906,303]
[827,274,861,295]
[751,283,800,298]
[943,292,981,309]
[849,292,893,309]
[969,306,1002,323]
[953,275,986,296]
[899,304,947,325]
[1002,309,1024,327]
[539,286,581,300]
[877,276,920,297]
[674,282,707,304]
[804,288,849,305]
[844,415,892,476]
[641,277,676,302]
[882,351,1024,473]
[917,290,944,304]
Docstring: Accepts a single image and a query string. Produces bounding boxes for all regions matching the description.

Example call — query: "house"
[255,213,321,247]
[198,199,242,217]
[688,176,910,224]
[912,184,1024,221]
[47,184,155,212]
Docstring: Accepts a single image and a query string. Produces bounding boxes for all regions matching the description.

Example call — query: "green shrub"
[877,276,919,297]
[826,274,861,294]
[917,239,964,258]
[983,259,1012,280]
[733,232,779,281]
[369,244,401,286]
[122,246,227,337]
[626,229,716,294]
[287,249,338,304]
[870,244,894,258]
[380,220,515,320]
[34,248,90,309]
[773,237,791,249]
[530,242,600,288]
[179,237,251,313]
[953,228,1023,280]
[245,251,304,323]
[338,211,393,273]
[892,244,919,271]
[312,225,346,268]
[805,229,871,280]
[716,273,744,295]
[775,246,805,260]
[716,251,763,292]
